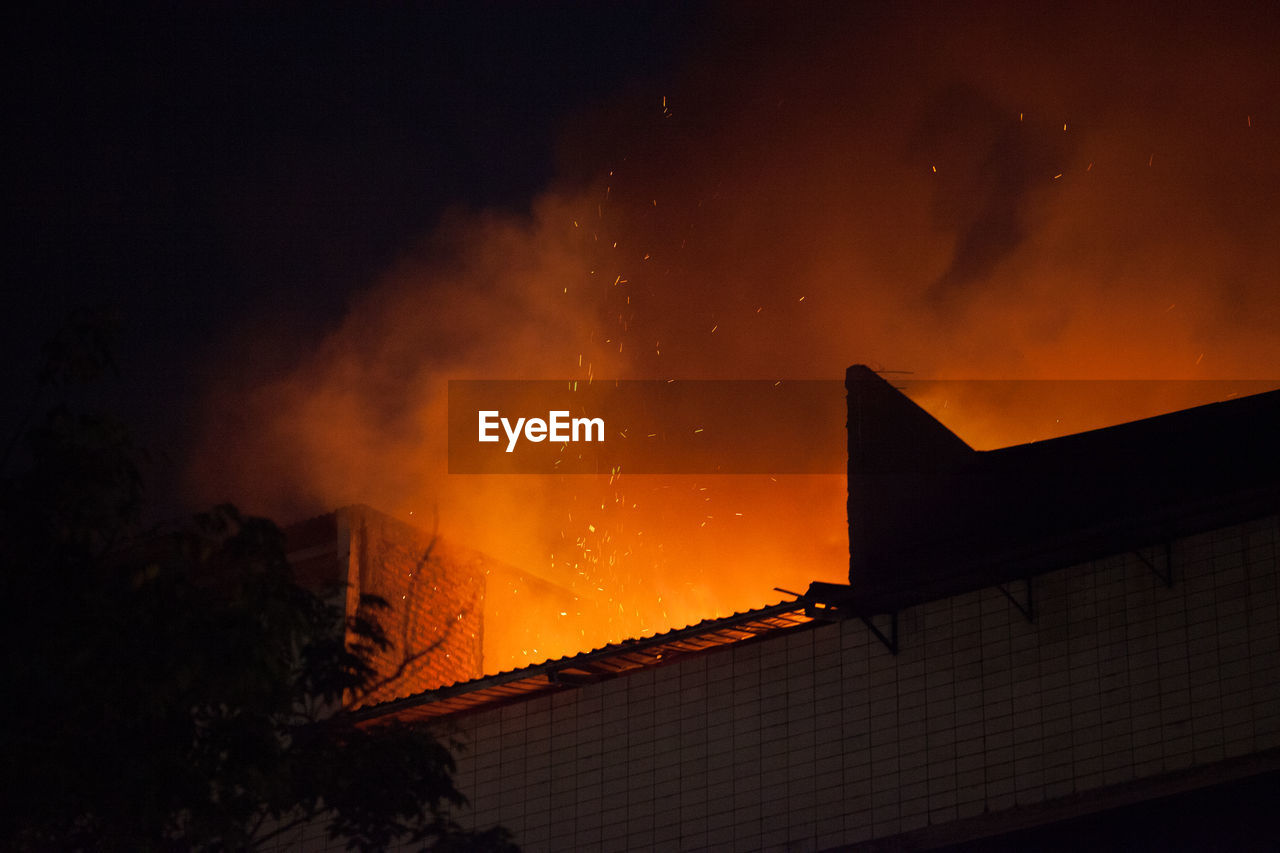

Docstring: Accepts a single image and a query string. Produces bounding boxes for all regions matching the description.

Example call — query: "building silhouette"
[278,366,1280,851]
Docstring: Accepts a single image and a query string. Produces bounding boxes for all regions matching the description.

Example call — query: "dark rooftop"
[356,600,813,724]
[838,365,1280,613]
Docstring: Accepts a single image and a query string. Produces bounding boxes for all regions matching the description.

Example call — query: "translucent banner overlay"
[447,379,1279,474]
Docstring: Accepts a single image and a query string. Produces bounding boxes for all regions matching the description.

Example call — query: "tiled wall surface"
[441,515,1279,852]
[274,514,1278,850]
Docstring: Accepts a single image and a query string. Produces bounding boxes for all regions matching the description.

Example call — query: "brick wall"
[418,514,1280,851]
[338,506,487,706]
[287,504,580,709]
[286,506,489,705]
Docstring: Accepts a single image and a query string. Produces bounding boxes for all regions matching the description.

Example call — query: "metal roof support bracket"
[804,601,844,621]
[546,668,607,687]
[861,612,898,655]
[997,577,1035,623]
[1134,542,1173,588]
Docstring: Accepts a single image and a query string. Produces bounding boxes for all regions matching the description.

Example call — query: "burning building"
[271,367,1279,851]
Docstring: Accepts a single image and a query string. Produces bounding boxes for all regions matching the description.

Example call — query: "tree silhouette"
[0,317,514,852]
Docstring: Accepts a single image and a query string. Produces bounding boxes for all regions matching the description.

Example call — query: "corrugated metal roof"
[355,599,815,723]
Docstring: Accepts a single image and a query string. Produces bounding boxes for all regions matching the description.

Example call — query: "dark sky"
[4,2,705,486]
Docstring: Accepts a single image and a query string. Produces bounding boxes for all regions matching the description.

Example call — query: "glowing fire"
[478,473,848,672]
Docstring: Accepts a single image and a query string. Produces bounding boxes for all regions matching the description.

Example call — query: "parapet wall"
[434,513,1280,850]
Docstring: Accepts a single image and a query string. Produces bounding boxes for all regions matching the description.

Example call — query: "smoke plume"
[189,1,1280,669]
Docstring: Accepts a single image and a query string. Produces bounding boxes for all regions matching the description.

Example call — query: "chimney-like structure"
[845,365,974,598]
[845,365,1280,612]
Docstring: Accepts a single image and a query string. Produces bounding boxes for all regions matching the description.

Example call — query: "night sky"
[5,2,704,500]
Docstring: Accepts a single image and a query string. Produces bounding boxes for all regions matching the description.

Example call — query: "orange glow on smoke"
[188,4,1280,675]
[475,474,848,672]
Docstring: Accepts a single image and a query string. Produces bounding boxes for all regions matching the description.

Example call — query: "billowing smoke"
[188,1,1280,670]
